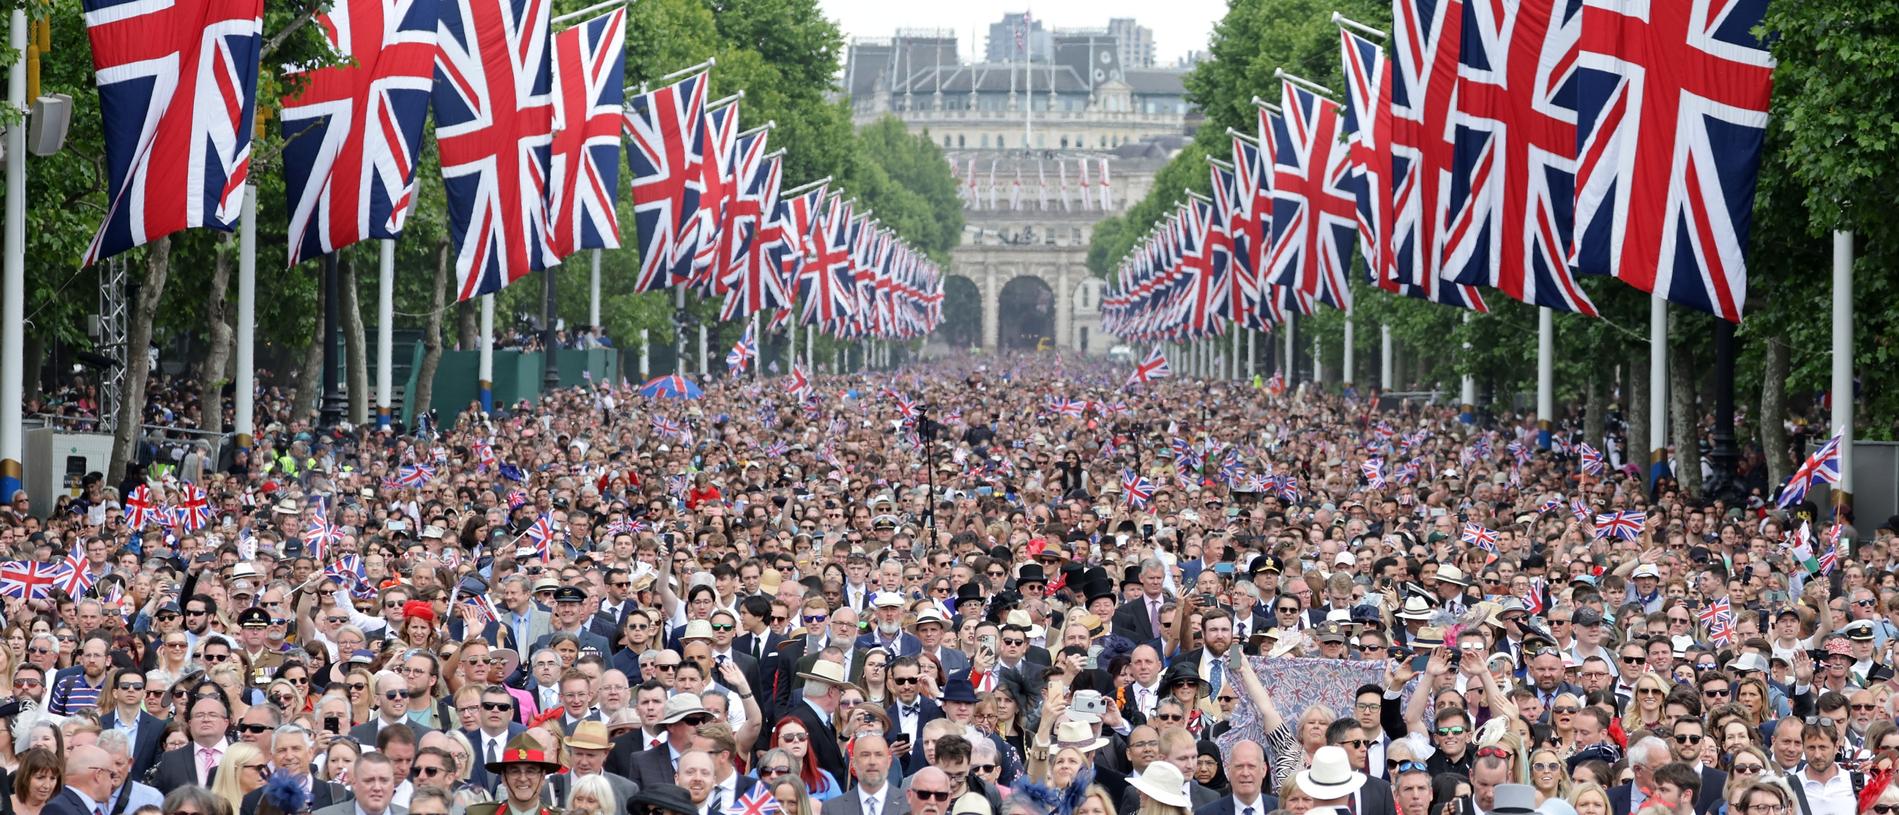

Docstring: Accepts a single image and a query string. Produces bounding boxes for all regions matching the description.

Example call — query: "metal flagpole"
[1380,323,1392,390]
[1536,307,1553,448]
[319,255,346,427]
[752,311,762,382]
[541,266,559,390]
[377,240,395,427]
[1230,329,1240,380]
[697,324,707,375]
[478,294,494,412]
[1833,230,1855,509]
[1,7,26,502]
[1648,295,1667,489]
[1024,11,1033,150]
[1342,313,1355,391]
[1459,312,1476,423]
[1247,330,1256,380]
[589,249,601,337]
[235,186,256,450]
[674,286,687,375]
[1313,334,1323,386]
[1284,315,1295,386]
[639,328,650,380]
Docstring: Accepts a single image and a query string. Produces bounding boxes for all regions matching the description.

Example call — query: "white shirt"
[1231,794,1266,815]
[893,698,923,737]
[1795,766,1856,815]
[699,772,740,815]
[1133,680,1162,718]
[858,783,891,815]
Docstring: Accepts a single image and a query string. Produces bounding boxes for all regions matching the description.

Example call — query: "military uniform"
[237,608,286,687]
[479,733,566,815]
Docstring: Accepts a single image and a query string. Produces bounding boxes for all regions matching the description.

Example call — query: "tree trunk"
[22,335,42,408]
[457,299,478,351]
[341,255,369,425]
[1584,365,1607,454]
[1760,333,1792,487]
[110,238,171,483]
[290,281,325,423]
[198,236,235,437]
[412,242,449,423]
[1669,313,1702,500]
[1628,345,1649,477]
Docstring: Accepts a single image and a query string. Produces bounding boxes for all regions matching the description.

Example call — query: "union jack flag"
[1507,440,1532,465]
[397,463,435,486]
[506,489,529,509]
[1818,536,1841,576]
[1569,496,1592,524]
[1572,0,1775,322]
[0,562,69,601]
[725,323,757,375]
[1698,595,1733,645]
[724,781,782,815]
[1218,447,1246,487]
[1777,432,1842,509]
[460,592,500,624]
[1265,78,1356,313]
[1362,458,1386,488]
[172,483,212,532]
[1578,443,1605,475]
[689,100,741,287]
[81,0,263,264]
[305,517,342,561]
[800,194,858,327]
[1522,577,1548,614]
[1170,438,1202,472]
[433,0,557,301]
[1227,133,1271,329]
[1384,0,1489,312]
[280,0,438,266]
[1122,469,1156,509]
[523,514,555,560]
[1339,27,1396,295]
[1462,523,1499,556]
[721,152,792,320]
[123,484,160,530]
[1593,510,1645,541]
[1275,475,1300,503]
[59,541,95,596]
[651,416,684,438]
[785,364,812,400]
[546,7,626,258]
[1440,0,1597,314]
[1538,494,1565,514]
[1126,347,1171,387]
[626,71,709,291]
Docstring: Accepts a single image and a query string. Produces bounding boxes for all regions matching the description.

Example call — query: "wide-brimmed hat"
[940,675,979,704]
[1268,629,1305,658]
[567,720,613,751]
[913,608,950,629]
[796,660,851,689]
[1491,785,1539,815]
[1436,565,1471,587]
[627,784,697,815]
[1396,595,1437,621]
[485,732,564,773]
[1160,662,1210,694]
[657,694,714,726]
[1051,719,1110,753]
[1295,746,1366,799]
[680,620,715,642]
[1129,761,1192,807]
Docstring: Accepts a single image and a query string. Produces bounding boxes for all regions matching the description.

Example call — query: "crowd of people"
[0,353,1893,815]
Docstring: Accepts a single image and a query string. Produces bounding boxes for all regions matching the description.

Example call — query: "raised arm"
[1228,640,1284,732]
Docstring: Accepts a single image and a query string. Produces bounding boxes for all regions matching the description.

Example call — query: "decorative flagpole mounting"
[1273,68,1336,98]
[551,0,624,25]
[1330,12,1387,40]
[632,57,715,95]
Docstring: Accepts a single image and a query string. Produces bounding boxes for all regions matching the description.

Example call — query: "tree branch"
[261,0,325,60]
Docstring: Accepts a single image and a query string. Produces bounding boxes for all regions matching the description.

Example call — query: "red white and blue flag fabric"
[1699,595,1733,645]
[305,517,342,561]
[60,541,95,596]
[626,71,710,291]
[1579,443,1605,475]
[1462,523,1499,557]
[1777,432,1842,509]
[1385,0,1488,312]
[691,101,741,289]
[124,484,161,529]
[1265,78,1356,314]
[0,562,68,601]
[1593,509,1645,541]
[1339,27,1397,295]
[725,324,757,374]
[1572,0,1774,322]
[800,195,858,328]
[172,483,212,532]
[280,0,438,267]
[524,514,556,559]
[81,0,264,264]
[433,0,557,300]
[724,781,782,815]
[396,463,435,486]
[1125,347,1172,387]
[1122,469,1156,509]
[1442,0,1598,315]
[546,7,627,258]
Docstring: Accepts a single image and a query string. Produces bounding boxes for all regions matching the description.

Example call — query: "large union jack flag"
[1442,0,1598,315]
[1265,79,1357,314]
[800,194,857,328]
[1386,0,1489,312]
[0,562,69,601]
[1572,0,1774,322]
[280,0,438,267]
[546,7,627,259]
[433,0,557,301]
[626,71,710,292]
[1777,431,1842,509]
[690,100,741,290]
[81,0,263,264]
[718,134,787,319]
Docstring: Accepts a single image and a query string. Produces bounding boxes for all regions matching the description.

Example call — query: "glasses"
[1393,761,1428,774]
[1001,638,1026,647]
[272,695,294,707]
[202,653,231,663]
[1637,688,1665,697]
[1339,739,1371,749]
[1532,762,1563,772]
[185,609,208,616]
[655,662,680,670]
[482,702,513,711]
[710,623,735,632]
[1731,764,1764,776]
[911,791,951,802]
[1622,656,1647,665]
[246,763,271,775]
[238,723,273,734]
[1852,703,1880,712]
[415,765,445,777]
[1437,726,1468,736]
[804,615,828,624]
[1669,616,1691,624]
[1673,734,1703,745]
[1745,806,1788,815]
[761,766,792,777]
[974,764,998,773]
[1872,807,1899,815]
[779,732,809,743]
[385,690,412,701]
[1476,747,1510,760]
[348,683,368,692]
[892,676,919,685]
[1704,687,1730,698]
[1152,713,1184,722]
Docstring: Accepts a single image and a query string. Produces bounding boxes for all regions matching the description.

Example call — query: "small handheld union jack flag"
[785,365,812,400]
[60,540,94,596]
[1698,596,1734,646]
[1578,444,1605,476]
[173,483,212,532]
[523,514,556,560]
[1362,458,1386,489]
[1593,510,1646,541]
[305,517,342,562]
[1569,497,1592,525]
[1125,347,1171,388]
[1122,469,1155,509]
[725,324,757,375]
[124,484,160,530]
[1538,494,1564,514]
[0,561,69,601]
[1777,432,1842,509]
[1276,475,1300,503]
[396,464,435,487]
[724,780,782,815]
[1461,523,1498,556]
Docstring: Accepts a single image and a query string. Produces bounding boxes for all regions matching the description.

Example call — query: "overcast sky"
[815,0,1227,67]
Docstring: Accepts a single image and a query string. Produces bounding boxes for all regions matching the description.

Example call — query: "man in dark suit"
[734,597,787,702]
[238,725,347,815]
[47,746,121,815]
[1607,736,1673,815]
[466,685,528,793]
[311,752,403,815]
[349,672,435,745]
[531,587,614,655]
[823,734,907,815]
[612,694,717,788]
[885,656,943,771]
[550,721,639,810]
[858,593,924,656]
[1327,721,1398,815]
[1196,740,1279,815]
[145,692,232,790]
[786,661,851,784]
[1661,720,1727,815]
[98,668,167,782]
[1112,562,1169,645]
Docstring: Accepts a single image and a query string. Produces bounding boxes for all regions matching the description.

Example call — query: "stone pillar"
[982,264,1000,349]
[1054,266,1073,351]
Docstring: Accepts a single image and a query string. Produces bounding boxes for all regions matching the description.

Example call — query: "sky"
[815,0,1227,67]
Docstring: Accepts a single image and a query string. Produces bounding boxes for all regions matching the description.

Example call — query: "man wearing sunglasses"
[351,670,435,744]
[99,668,166,781]
[905,767,954,815]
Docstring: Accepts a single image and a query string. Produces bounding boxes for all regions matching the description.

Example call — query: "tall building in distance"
[984,12,1050,63]
[1106,18,1155,69]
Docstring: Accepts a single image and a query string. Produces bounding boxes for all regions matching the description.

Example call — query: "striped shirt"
[50,672,105,715]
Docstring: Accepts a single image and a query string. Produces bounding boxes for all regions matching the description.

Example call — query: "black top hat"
[1084,579,1118,605]
[628,784,698,815]
[955,582,985,605]
[1017,564,1048,585]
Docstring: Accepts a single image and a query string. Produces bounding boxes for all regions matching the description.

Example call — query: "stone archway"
[997,275,1056,350]
[940,276,983,349]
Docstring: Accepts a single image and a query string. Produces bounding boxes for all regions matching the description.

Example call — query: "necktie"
[1209,660,1224,696]
[867,796,880,815]
[1244,807,1256,815]
[709,789,723,814]
[1137,687,1151,714]
[199,746,220,783]
[489,738,501,764]
[1149,600,1162,635]
[716,654,728,667]
[902,704,919,718]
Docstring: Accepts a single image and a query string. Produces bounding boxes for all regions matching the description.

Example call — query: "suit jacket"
[240,774,348,815]
[737,630,787,711]
[348,717,435,747]
[854,631,923,658]
[789,698,850,784]
[822,785,912,815]
[1694,767,1728,815]
[467,723,527,792]
[885,698,944,774]
[1114,597,1166,644]
[478,608,553,651]
[1195,794,1282,815]
[1609,783,1633,815]
[43,788,99,815]
[546,771,639,810]
[99,710,167,781]
[312,801,404,815]
[626,744,680,791]
[607,729,662,781]
[558,710,609,735]
[1119,777,1220,814]
[1352,776,1397,815]
[146,745,215,791]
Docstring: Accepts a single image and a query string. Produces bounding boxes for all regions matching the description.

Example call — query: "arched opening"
[940,276,983,348]
[997,275,1055,350]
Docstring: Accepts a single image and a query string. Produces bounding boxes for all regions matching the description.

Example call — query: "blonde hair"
[211,742,265,814]
[1567,783,1610,815]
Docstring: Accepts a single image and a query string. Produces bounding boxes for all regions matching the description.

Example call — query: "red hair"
[773,716,834,796]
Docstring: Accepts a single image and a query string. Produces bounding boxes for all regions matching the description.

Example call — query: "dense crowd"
[0,354,1893,815]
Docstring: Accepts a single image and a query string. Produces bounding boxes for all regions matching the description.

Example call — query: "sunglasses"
[238,723,273,734]
[1731,764,1764,775]
[911,791,951,802]
[482,702,513,711]
[1392,761,1429,774]
[385,690,412,701]
[1673,734,1703,744]
[1437,726,1468,736]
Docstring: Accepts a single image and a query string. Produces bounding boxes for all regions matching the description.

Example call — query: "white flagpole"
[0,8,24,502]
[479,294,495,411]
[1342,312,1355,390]
[752,310,763,382]
[1537,307,1554,448]
[235,186,256,450]
[1648,295,1667,487]
[589,249,602,335]
[639,328,650,380]
[1833,230,1855,507]
[377,240,395,427]
[1230,329,1240,380]
[1247,330,1256,380]
[1460,312,1476,422]
[1380,323,1392,390]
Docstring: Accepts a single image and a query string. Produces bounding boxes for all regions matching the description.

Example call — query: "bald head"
[65,745,116,799]
[908,767,952,815]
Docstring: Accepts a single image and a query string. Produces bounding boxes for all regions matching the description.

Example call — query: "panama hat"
[1129,761,1192,808]
[1436,565,1471,587]
[567,720,613,751]
[656,694,715,726]
[1396,595,1437,621]
[1295,746,1366,799]
[1051,719,1111,753]
[796,659,851,689]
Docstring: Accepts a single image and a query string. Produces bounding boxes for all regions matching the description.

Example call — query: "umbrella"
[639,375,703,400]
